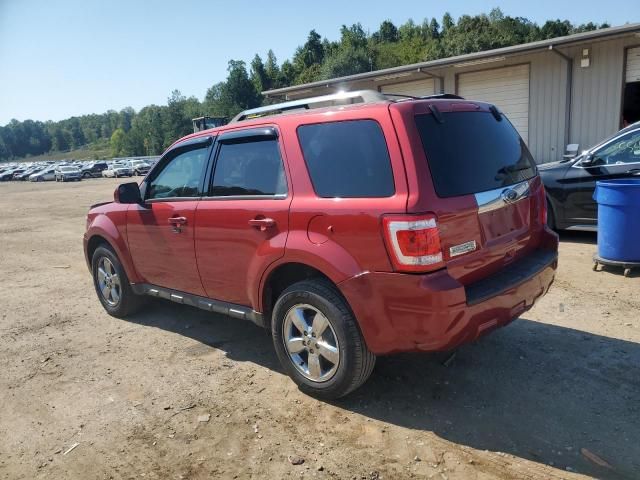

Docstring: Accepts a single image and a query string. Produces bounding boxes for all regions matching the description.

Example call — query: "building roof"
[263,22,640,97]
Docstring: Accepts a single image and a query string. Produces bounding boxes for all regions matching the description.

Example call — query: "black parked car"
[4,168,25,181]
[0,169,18,181]
[539,122,640,231]
[81,161,109,178]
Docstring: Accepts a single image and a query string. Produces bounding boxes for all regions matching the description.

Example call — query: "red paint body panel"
[84,98,559,357]
[127,201,205,296]
[339,243,557,355]
[195,198,291,306]
[389,101,548,285]
[83,202,142,284]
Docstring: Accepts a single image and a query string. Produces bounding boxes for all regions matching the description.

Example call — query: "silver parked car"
[102,164,133,178]
[29,167,57,182]
[55,166,82,182]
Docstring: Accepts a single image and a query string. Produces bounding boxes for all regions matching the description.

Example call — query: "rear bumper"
[339,241,558,355]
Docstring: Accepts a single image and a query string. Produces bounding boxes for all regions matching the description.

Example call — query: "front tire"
[92,245,144,318]
[272,279,376,399]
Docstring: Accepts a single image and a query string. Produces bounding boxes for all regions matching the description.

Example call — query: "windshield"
[60,166,77,172]
[415,111,537,197]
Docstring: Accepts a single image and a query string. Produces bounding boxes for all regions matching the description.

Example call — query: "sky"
[0,0,636,125]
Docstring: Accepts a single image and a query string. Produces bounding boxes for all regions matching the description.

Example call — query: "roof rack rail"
[230,90,388,123]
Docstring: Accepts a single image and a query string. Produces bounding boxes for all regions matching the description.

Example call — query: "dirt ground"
[0,179,638,480]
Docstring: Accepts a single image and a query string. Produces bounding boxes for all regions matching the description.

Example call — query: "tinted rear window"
[297,120,394,198]
[415,111,536,197]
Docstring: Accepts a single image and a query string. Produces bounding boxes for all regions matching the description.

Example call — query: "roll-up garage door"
[626,46,640,82]
[380,78,435,97]
[457,64,530,143]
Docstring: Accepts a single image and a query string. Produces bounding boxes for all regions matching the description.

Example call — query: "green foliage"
[110,128,126,157]
[204,60,262,118]
[0,10,610,163]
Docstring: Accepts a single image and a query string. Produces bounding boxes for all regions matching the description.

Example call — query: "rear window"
[415,111,536,197]
[297,120,394,198]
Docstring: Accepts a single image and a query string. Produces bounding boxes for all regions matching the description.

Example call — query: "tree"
[110,128,126,157]
[265,49,280,89]
[294,30,325,70]
[0,10,611,162]
[540,19,572,39]
[378,20,399,43]
[428,18,441,40]
[279,59,297,87]
[205,61,261,119]
[250,54,269,93]
[442,12,454,32]
[51,126,71,152]
[320,24,372,79]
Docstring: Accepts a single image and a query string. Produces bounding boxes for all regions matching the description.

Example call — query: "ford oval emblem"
[501,188,519,204]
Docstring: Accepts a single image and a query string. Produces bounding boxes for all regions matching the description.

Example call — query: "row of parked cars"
[0,158,157,183]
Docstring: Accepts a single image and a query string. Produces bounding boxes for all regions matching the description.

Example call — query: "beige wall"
[276,35,639,164]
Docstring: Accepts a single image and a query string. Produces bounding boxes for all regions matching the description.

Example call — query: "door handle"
[168,216,187,225]
[168,216,187,233]
[248,217,276,231]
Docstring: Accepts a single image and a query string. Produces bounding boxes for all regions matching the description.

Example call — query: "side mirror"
[580,154,596,167]
[114,182,142,204]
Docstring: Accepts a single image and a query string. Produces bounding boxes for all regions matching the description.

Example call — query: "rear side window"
[211,139,287,196]
[297,120,395,198]
[415,111,536,197]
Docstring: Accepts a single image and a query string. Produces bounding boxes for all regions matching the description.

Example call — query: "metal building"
[263,23,640,164]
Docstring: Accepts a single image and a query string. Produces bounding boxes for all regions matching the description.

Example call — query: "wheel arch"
[260,262,349,328]
[85,213,142,284]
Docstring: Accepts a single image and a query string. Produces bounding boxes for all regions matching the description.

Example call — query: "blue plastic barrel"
[593,178,640,261]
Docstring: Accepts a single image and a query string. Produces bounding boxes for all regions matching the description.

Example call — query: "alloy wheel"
[282,304,340,382]
[96,257,121,306]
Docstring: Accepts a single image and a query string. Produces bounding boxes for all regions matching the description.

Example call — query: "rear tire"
[91,245,144,318]
[271,279,376,399]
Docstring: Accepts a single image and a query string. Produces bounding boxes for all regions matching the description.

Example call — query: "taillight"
[536,182,548,226]
[382,214,445,273]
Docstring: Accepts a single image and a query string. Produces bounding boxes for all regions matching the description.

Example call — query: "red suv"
[84,91,558,399]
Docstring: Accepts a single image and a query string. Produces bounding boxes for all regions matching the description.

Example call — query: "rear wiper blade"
[429,104,444,124]
[489,105,502,121]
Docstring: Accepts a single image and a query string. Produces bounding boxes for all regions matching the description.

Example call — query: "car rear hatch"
[389,100,549,286]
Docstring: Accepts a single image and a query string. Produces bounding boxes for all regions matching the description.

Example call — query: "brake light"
[383,214,445,272]
[536,182,548,226]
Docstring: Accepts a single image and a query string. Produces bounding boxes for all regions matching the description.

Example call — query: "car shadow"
[558,230,597,245]
[127,301,639,480]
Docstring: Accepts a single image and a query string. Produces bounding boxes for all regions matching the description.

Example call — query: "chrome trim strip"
[474,180,530,214]
[133,283,265,328]
[566,224,597,232]
[170,294,184,303]
[201,194,288,201]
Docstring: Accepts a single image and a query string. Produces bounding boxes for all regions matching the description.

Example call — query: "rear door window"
[297,120,395,198]
[210,139,287,197]
[415,111,536,197]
